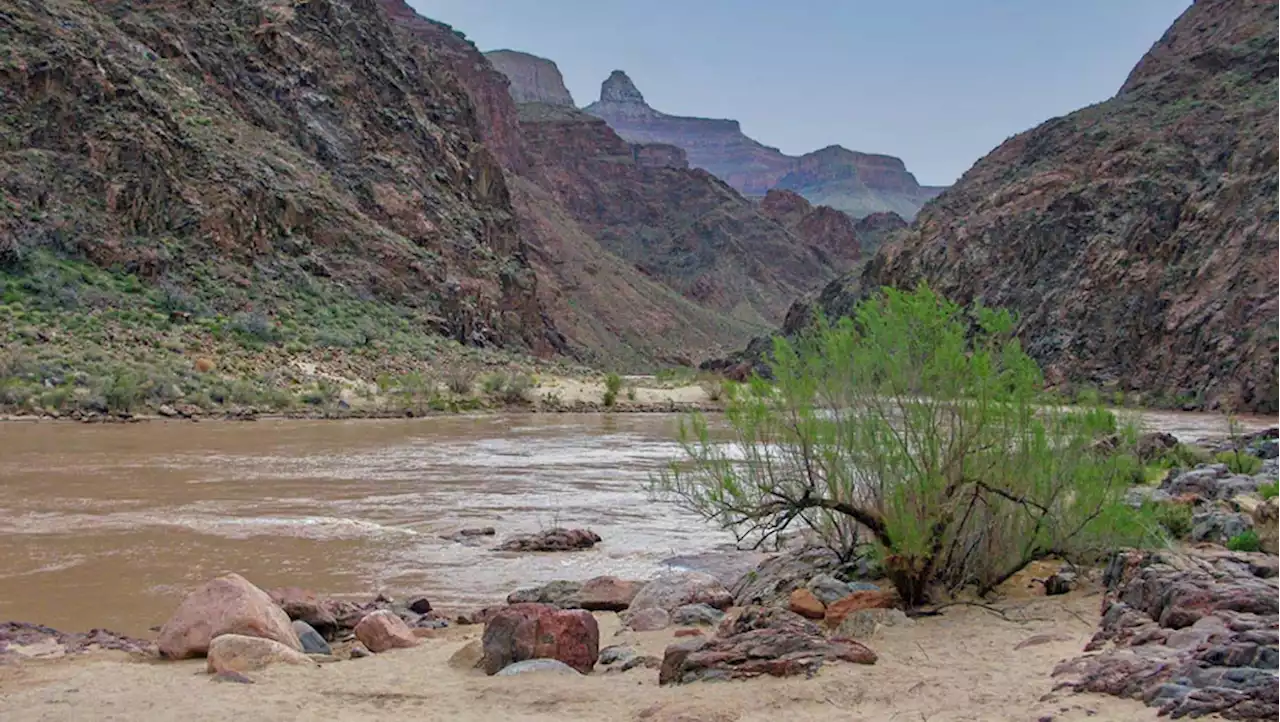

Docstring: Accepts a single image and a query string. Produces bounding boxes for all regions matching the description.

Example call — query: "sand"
[0,591,1160,722]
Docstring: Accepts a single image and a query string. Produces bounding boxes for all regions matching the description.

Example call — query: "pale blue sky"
[413,1,1191,185]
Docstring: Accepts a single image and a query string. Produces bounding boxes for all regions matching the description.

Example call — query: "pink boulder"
[353,610,419,653]
[157,573,302,659]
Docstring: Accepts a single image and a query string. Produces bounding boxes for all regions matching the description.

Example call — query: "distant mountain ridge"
[580,70,945,219]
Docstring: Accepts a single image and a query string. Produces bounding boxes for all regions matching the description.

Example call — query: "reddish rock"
[268,587,338,639]
[673,628,704,638]
[353,610,419,653]
[824,590,896,628]
[157,573,302,659]
[660,606,876,685]
[788,588,826,620]
[481,603,599,675]
[576,576,643,611]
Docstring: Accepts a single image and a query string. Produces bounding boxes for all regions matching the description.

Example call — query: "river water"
[0,410,1273,636]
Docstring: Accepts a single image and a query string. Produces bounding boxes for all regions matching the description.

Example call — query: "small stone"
[496,658,582,676]
[447,639,484,670]
[291,620,331,655]
[805,574,851,606]
[354,610,418,653]
[158,404,179,418]
[348,643,371,659]
[599,644,637,666]
[1044,571,1077,596]
[407,597,432,615]
[788,588,826,619]
[674,628,704,638]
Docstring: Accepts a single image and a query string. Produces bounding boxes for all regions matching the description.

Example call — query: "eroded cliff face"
[733,0,1278,411]
[3,0,556,353]
[484,50,576,107]
[583,71,942,219]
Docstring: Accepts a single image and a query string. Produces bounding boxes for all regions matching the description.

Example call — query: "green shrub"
[1149,502,1194,540]
[603,372,623,407]
[1260,482,1279,500]
[1159,443,1212,469]
[653,283,1154,606]
[102,371,142,413]
[1226,529,1261,552]
[445,368,475,395]
[1215,450,1263,475]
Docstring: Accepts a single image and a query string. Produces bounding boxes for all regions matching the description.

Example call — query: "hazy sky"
[413,0,1191,185]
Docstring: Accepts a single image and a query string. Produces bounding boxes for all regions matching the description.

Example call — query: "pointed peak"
[599,70,647,106]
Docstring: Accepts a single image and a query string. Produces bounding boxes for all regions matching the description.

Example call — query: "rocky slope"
[757,190,861,271]
[717,0,1280,412]
[583,71,944,219]
[1,0,564,353]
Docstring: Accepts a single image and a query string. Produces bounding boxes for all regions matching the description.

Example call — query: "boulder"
[622,607,670,632]
[507,580,582,607]
[576,576,643,611]
[805,574,853,606]
[1163,465,1236,500]
[630,572,733,613]
[498,528,601,552]
[481,604,599,675]
[291,621,331,656]
[730,545,845,607]
[599,644,638,666]
[448,639,484,670]
[1251,497,1278,554]
[496,659,582,676]
[1189,508,1253,544]
[267,587,338,639]
[206,634,313,674]
[158,573,302,659]
[824,590,896,628]
[1054,549,1279,720]
[788,588,826,619]
[353,610,419,653]
[659,606,876,685]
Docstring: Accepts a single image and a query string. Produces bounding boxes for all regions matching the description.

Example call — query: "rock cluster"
[0,622,152,661]
[498,528,602,552]
[1053,549,1279,720]
[658,606,877,685]
[157,573,302,660]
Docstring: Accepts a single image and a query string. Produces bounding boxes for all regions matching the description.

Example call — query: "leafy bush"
[603,372,623,407]
[1159,443,1212,469]
[102,371,142,413]
[1149,502,1194,540]
[1260,482,1278,500]
[482,372,532,404]
[699,378,724,402]
[229,311,280,345]
[653,284,1153,605]
[1226,529,1261,552]
[1215,450,1263,475]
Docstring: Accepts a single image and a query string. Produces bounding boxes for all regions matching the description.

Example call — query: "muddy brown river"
[0,410,1273,636]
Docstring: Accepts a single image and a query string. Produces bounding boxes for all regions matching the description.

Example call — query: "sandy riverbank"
[0,590,1157,722]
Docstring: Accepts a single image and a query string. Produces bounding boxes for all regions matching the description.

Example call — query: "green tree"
[653,284,1152,605]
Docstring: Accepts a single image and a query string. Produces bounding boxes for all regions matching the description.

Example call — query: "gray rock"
[291,620,331,656]
[598,644,637,666]
[729,546,843,607]
[348,642,371,659]
[846,581,881,593]
[1164,465,1230,498]
[670,604,724,627]
[1126,486,1172,508]
[495,658,582,676]
[1190,509,1252,544]
[506,580,582,608]
[629,572,732,613]
[833,608,913,639]
[805,574,852,606]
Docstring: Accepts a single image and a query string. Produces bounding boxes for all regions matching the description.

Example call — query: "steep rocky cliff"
[583,71,943,219]
[381,18,839,363]
[484,50,576,107]
[723,0,1280,412]
[2,0,557,354]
